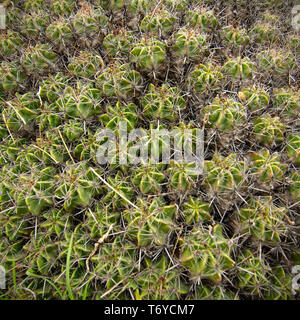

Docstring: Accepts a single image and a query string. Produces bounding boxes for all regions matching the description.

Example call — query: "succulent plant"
[21,43,58,76]
[256,49,296,77]
[203,96,246,131]
[21,11,51,40]
[250,23,281,45]
[130,38,167,77]
[10,165,56,216]
[167,160,198,192]
[187,62,223,97]
[0,61,27,92]
[50,0,77,16]
[132,162,166,194]
[140,9,177,37]
[91,237,138,291]
[288,171,300,202]
[249,149,287,187]
[236,196,289,242]
[286,134,300,164]
[179,224,235,282]
[67,51,104,79]
[46,19,74,52]
[238,86,270,112]
[252,115,285,146]
[2,92,40,132]
[191,284,238,300]
[0,30,23,58]
[182,196,211,225]
[55,82,102,119]
[221,25,250,50]
[96,62,142,100]
[40,208,72,237]
[103,29,136,58]
[203,153,246,196]
[185,8,218,31]
[131,255,187,300]
[273,88,300,118]
[38,72,71,103]
[102,171,135,210]
[99,101,138,131]
[124,197,176,247]
[142,83,185,122]
[55,163,102,210]
[24,234,61,276]
[72,3,108,48]
[171,28,208,68]
[223,56,255,80]
[236,249,271,296]
[63,120,84,142]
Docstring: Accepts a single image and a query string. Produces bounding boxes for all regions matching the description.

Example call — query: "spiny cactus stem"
[90,168,140,210]
[86,224,114,272]
[58,128,75,164]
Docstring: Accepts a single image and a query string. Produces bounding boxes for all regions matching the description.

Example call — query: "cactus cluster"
[0,0,299,301]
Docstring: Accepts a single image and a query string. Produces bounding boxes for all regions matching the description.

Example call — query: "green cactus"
[91,238,138,291]
[96,62,143,100]
[24,235,61,276]
[2,92,40,132]
[124,197,176,247]
[223,56,255,80]
[273,88,300,118]
[103,29,136,58]
[203,153,246,195]
[142,83,185,122]
[67,51,104,79]
[253,115,285,146]
[191,285,238,300]
[21,43,58,76]
[131,255,187,300]
[238,86,270,112]
[172,28,208,66]
[237,196,289,242]
[288,171,300,202]
[221,25,250,49]
[140,9,177,37]
[46,19,74,52]
[72,4,108,48]
[55,163,102,210]
[0,30,23,58]
[130,38,167,77]
[250,23,281,45]
[203,97,246,131]
[236,249,271,296]
[185,8,218,31]
[21,11,51,40]
[99,101,138,131]
[40,208,72,237]
[55,82,102,119]
[286,134,300,164]
[0,61,27,92]
[132,162,166,194]
[182,196,211,225]
[10,165,56,216]
[50,0,77,16]
[179,224,235,282]
[249,149,287,187]
[102,171,135,210]
[63,120,84,142]
[256,49,296,76]
[167,160,198,192]
[38,72,71,103]
[187,62,223,96]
